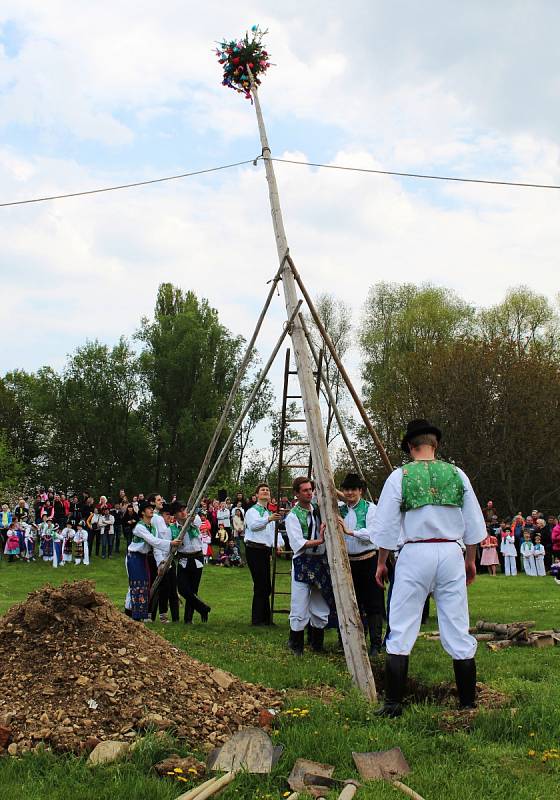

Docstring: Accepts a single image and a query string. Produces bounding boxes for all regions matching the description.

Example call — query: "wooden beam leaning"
[150,300,302,601]
[287,253,393,476]
[249,70,377,702]
[298,312,372,501]
[185,260,285,512]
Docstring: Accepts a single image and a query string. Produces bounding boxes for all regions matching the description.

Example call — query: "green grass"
[1,557,559,799]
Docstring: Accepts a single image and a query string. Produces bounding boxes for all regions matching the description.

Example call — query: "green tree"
[479,286,558,357]
[137,283,244,496]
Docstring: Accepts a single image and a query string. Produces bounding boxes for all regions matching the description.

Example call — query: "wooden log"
[249,73,377,703]
[476,620,535,633]
[529,634,555,648]
[487,639,514,651]
[474,633,497,641]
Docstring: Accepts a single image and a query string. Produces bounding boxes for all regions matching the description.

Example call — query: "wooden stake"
[249,70,377,702]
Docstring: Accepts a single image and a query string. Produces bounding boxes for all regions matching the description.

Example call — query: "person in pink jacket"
[552,522,560,558]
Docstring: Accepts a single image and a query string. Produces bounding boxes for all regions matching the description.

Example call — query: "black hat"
[138,500,155,515]
[170,500,187,515]
[161,503,173,514]
[340,473,366,490]
[400,419,442,452]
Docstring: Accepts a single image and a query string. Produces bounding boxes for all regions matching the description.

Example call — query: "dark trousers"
[245,545,272,625]
[156,563,179,620]
[350,554,385,616]
[177,558,208,622]
[101,531,113,558]
[114,523,122,554]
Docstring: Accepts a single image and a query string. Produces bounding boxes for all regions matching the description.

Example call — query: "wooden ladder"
[270,347,323,621]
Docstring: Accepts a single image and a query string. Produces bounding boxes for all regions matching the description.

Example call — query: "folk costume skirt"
[126,552,150,620]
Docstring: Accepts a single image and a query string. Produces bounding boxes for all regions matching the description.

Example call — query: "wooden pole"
[249,70,377,702]
[298,313,372,500]
[287,253,393,476]
[150,301,302,600]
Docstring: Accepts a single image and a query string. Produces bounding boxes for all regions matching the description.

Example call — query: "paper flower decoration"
[215,25,272,100]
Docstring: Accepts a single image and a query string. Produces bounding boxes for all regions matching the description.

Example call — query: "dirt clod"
[0,581,282,754]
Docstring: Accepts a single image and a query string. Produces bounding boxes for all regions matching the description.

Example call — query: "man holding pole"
[373,420,486,717]
[284,477,330,655]
[244,484,283,626]
[336,473,384,657]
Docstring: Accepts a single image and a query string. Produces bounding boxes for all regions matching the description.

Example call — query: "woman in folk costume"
[61,523,75,564]
[520,529,536,576]
[502,527,517,576]
[284,477,331,656]
[52,525,64,568]
[480,531,500,576]
[73,521,89,565]
[40,517,54,561]
[126,501,178,621]
[336,473,384,656]
[532,533,546,576]
[372,420,486,717]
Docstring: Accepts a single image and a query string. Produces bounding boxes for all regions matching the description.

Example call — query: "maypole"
[216,27,377,701]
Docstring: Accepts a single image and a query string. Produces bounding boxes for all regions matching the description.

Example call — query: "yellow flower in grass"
[174,767,184,773]
[529,732,536,738]
[283,793,291,797]
[528,750,536,757]
[188,767,198,774]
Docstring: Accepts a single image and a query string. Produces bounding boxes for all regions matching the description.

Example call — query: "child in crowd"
[227,540,243,567]
[520,529,535,576]
[501,526,517,576]
[23,522,37,561]
[40,518,53,561]
[217,522,229,545]
[52,525,64,567]
[480,532,499,575]
[199,513,212,563]
[551,557,560,584]
[215,546,230,566]
[5,522,21,562]
[532,533,546,577]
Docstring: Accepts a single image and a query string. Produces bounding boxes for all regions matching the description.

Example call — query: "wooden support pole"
[298,313,372,500]
[286,253,393,476]
[249,71,377,702]
[150,301,302,600]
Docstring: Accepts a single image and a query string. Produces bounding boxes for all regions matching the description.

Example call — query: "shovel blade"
[210,727,275,773]
[288,758,335,791]
[352,748,411,781]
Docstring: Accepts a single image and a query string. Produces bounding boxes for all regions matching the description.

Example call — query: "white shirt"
[177,515,203,557]
[372,465,486,551]
[284,504,325,557]
[339,500,377,556]
[127,520,172,555]
[217,507,232,528]
[244,504,276,547]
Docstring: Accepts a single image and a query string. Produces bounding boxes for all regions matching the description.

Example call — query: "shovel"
[352,748,426,800]
[176,728,281,800]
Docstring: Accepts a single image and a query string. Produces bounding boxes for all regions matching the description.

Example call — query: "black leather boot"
[453,658,477,708]
[375,654,409,717]
[368,614,384,657]
[310,626,325,653]
[288,628,305,656]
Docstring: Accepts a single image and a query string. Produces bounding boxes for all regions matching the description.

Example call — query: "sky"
[1,1,559,398]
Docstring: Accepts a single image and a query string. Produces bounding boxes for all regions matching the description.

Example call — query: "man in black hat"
[372,419,486,717]
[336,473,384,656]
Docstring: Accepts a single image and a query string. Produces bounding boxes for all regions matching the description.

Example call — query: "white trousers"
[534,557,546,577]
[522,555,536,576]
[387,542,476,660]
[289,571,330,631]
[504,555,517,576]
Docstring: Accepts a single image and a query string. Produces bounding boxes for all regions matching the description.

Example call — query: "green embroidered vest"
[339,498,370,529]
[401,460,464,512]
[290,503,317,539]
[133,521,156,544]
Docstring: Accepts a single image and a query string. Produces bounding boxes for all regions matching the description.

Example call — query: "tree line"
[1,281,558,515]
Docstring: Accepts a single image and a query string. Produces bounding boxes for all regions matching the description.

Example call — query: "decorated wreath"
[215,25,272,100]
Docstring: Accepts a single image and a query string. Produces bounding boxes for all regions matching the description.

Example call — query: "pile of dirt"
[0,581,282,755]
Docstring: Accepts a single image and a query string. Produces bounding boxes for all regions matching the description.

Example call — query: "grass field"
[0,557,559,800]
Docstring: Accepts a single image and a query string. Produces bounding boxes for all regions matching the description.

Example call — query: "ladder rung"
[286,395,302,399]
[286,419,306,423]
[283,464,311,469]
[284,441,309,446]
[288,370,298,375]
